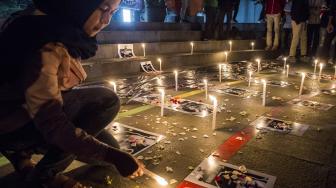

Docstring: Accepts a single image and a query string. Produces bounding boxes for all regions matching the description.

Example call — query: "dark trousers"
[0,86,120,184]
[307,24,320,56]
[233,0,240,21]
[204,6,218,39]
[281,28,292,50]
[216,7,233,39]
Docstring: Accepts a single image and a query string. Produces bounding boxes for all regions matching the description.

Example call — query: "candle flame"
[209,95,217,103]
[142,43,145,47]
[229,41,232,44]
[157,58,161,62]
[190,42,194,46]
[155,176,168,186]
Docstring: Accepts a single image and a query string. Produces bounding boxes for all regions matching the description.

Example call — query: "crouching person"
[0,0,144,187]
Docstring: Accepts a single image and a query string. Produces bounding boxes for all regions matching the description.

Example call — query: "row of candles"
[140,41,256,57]
[108,56,335,186]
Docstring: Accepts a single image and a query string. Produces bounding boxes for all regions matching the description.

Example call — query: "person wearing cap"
[0,0,144,187]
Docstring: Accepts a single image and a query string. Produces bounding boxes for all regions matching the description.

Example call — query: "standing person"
[232,0,240,23]
[204,0,218,40]
[325,0,336,64]
[216,0,235,39]
[307,0,326,57]
[281,0,293,50]
[0,0,144,187]
[179,0,189,22]
[288,0,309,62]
[265,0,286,50]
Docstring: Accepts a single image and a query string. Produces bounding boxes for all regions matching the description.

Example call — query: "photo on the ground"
[250,116,309,136]
[118,44,135,58]
[321,88,336,96]
[304,73,333,80]
[132,94,214,117]
[185,155,276,188]
[254,79,291,87]
[213,87,260,97]
[140,61,157,73]
[105,122,165,155]
[288,99,334,111]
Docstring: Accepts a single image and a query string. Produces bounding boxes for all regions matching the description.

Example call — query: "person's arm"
[24,43,139,177]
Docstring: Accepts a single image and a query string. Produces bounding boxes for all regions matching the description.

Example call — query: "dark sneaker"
[288,56,296,63]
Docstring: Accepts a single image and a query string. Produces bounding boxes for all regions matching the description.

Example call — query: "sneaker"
[265,46,272,51]
[328,59,334,65]
[300,56,310,63]
[271,46,279,51]
[288,56,296,63]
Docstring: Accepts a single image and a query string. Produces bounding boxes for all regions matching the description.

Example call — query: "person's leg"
[329,35,336,63]
[300,22,308,56]
[225,8,233,32]
[311,24,320,56]
[180,0,189,22]
[307,24,314,55]
[26,87,121,185]
[272,13,281,49]
[233,0,240,22]
[316,27,327,58]
[289,21,302,57]
[266,14,274,49]
[204,7,217,39]
[216,8,225,39]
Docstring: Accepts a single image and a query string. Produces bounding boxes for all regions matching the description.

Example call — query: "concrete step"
[83,50,281,81]
[103,22,202,31]
[93,40,266,59]
[97,30,202,43]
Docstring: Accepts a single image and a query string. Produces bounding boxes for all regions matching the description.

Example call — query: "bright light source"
[122,9,131,22]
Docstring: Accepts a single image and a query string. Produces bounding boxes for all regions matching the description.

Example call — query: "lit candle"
[229,41,232,51]
[261,79,267,106]
[142,43,146,57]
[224,51,228,62]
[318,63,324,82]
[299,73,305,96]
[314,59,318,75]
[157,58,162,72]
[248,71,252,87]
[283,57,287,71]
[256,58,261,73]
[109,81,117,93]
[190,42,194,55]
[204,79,208,100]
[174,70,178,91]
[286,64,289,77]
[218,64,222,82]
[159,89,165,117]
[143,168,168,186]
[209,95,217,130]
[251,42,255,50]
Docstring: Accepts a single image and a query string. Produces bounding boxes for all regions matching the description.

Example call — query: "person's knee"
[96,87,121,114]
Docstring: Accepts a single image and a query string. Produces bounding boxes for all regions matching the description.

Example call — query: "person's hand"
[128,159,145,179]
[327,23,334,33]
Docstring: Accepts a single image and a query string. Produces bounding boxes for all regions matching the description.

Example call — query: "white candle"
[159,89,165,117]
[190,42,194,54]
[299,73,305,96]
[229,41,232,51]
[143,168,168,186]
[157,58,162,72]
[209,95,217,130]
[109,81,117,93]
[224,51,228,62]
[142,43,146,57]
[334,66,336,79]
[262,79,267,106]
[314,59,318,75]
[248,71,252,87]
[204,79,208,100]
[256,58,261,73]
[174,70,178,91]
[286,65,289,77]
[218,64,222,82]
[283,57,287,71]
[251,42,255,50]
[318,63,324,82]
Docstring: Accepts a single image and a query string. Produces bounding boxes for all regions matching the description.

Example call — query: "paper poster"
[105,122,165,155]
[213,87,261,98]
[288,99,334,111]
[118,44,135,58]
[140,61,158,73]
[250,116,309,136]
[304,73,333,80]
[132,94,215,117]
[185,155,276,188]
[119,0,143,10]
[254,79,291,87]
